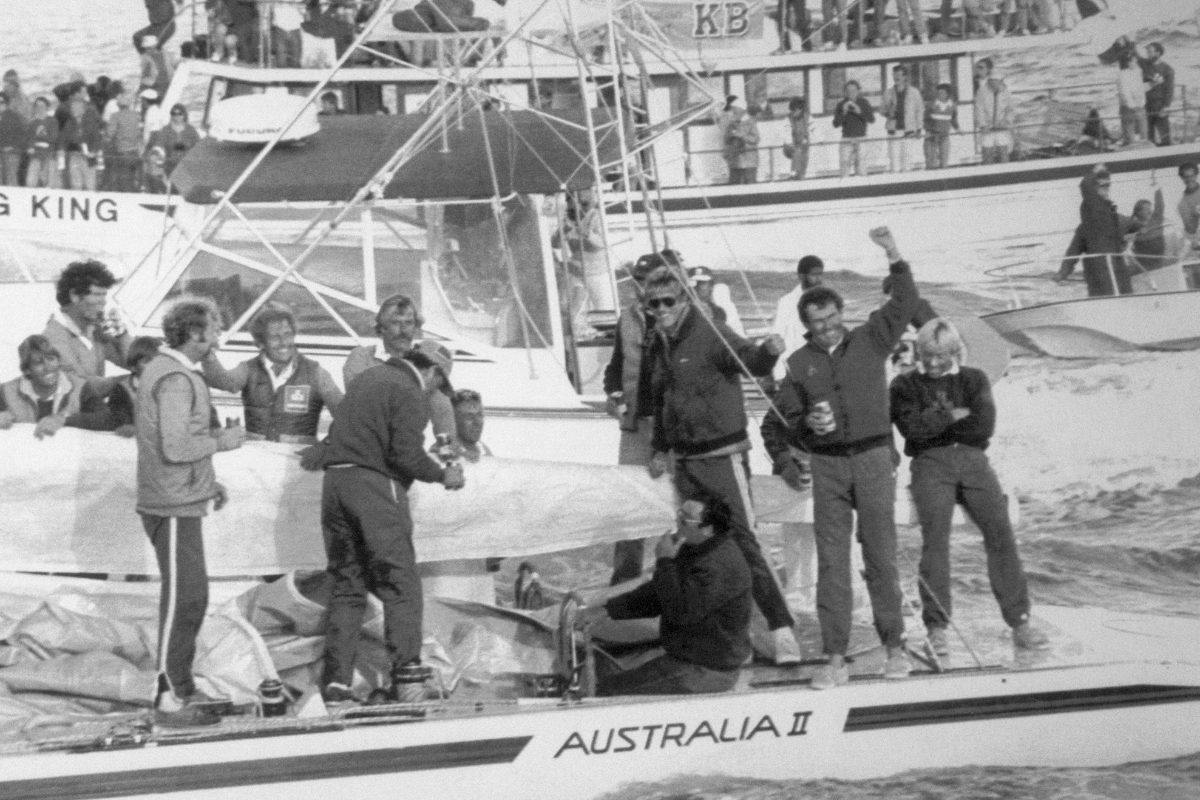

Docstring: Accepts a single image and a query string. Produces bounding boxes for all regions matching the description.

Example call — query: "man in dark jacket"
[760,227,918,689]
[603,253,661,584]
[581,495,752,696]
[643,265,803,665]
[319,349,465,705]
[890,318,1048,656]
[0,94,27,186]
[1138,42,1175,146]
[1074,164,1130,296]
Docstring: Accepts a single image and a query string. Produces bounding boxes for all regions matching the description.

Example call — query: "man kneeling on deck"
[579,495,752,696]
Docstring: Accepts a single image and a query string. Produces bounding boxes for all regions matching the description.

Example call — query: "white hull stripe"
[0,736,531,800]
[158,518,178,696]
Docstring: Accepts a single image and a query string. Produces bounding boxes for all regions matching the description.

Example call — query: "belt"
[810,435,891,458]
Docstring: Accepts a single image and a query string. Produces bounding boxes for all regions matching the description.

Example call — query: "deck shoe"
[883,649,911,680]
[154,693,221,728]
[927,627,950,657]
[772,626,803,666]
[320,682,360,705]
[809,662,850,690]
[1012,622,1050,650]
[387,662,435,704]
[187,688,234,716]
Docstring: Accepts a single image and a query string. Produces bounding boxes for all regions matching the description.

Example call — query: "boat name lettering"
[692,2,753,38]
[0,192,119,223]
[553,711,811,757]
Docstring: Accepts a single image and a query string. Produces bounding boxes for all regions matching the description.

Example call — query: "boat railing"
[663,104,1195,187]
[985,246,1200,310]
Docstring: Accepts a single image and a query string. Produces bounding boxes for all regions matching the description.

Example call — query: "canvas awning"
[170,109,623,204]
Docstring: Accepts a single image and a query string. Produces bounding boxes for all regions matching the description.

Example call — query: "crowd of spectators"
[0,66,201,192]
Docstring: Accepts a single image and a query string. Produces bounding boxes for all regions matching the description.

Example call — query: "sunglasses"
[647,295,680,310]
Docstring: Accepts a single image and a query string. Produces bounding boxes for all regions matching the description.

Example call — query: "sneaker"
[809,662,850,690]
[1012,622,1050,650]
[927,627,950,657]
[883,649,911,680]
[772,626,803,666]
[154,693,221,728]
[321,682,360,705]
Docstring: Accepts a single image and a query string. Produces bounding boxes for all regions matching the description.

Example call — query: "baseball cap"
[687,266,714,286]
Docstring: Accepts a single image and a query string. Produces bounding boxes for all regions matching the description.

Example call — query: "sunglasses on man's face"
[647,295,680,310]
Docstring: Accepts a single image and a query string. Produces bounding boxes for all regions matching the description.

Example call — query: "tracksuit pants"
[321,466,423,687]
[141,514,208,699]
[910,444,1031,630]
[810,446,905,654]
[674,452,794,631]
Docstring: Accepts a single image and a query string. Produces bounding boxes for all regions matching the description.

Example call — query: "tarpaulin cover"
[0,572,561,744]
[170,109,623,204]
[0,426,675,576]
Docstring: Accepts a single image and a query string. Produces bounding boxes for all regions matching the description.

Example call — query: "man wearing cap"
[688,266,744,336]
[603,253,662,584]
[643,265,804,665]
[318,346,466,705]
[201,302,342,444]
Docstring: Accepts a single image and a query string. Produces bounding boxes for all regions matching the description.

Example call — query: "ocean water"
[4,0,1200,797]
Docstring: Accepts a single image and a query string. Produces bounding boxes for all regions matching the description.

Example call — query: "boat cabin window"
[823,64,884,114]
[147,197,553,351]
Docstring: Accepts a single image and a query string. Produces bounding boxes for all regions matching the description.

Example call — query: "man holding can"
[761,227,919,689]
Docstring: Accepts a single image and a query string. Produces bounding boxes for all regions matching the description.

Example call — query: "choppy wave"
[597,750,1200,800]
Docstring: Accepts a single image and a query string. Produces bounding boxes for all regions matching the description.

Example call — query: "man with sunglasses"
[643,266,804,666]
[579,495,752,696]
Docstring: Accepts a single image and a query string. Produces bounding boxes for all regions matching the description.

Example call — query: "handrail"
[653,105,1195,186]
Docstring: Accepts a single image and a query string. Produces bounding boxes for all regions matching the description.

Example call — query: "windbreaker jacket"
[648,307,778,456]
[890,365,996,456]
[761,260,918,461]
[606,533,752,671]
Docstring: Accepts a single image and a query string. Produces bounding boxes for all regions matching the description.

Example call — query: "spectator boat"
[983,250,1200,357]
